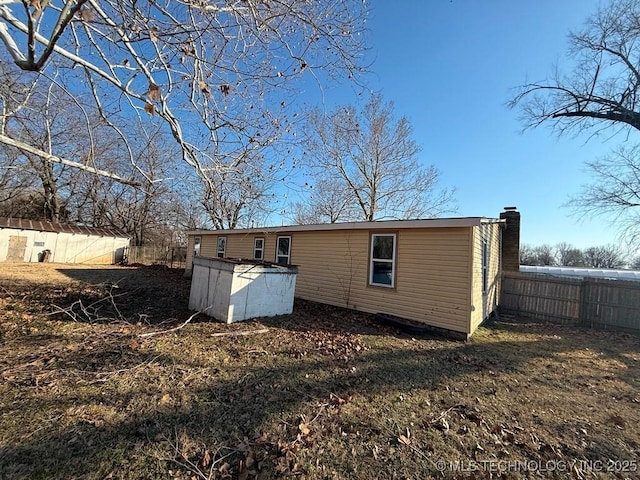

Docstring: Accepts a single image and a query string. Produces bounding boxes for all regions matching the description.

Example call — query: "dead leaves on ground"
[1,330,155,389]
[288,329,368,361]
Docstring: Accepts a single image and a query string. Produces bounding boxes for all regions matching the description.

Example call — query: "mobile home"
[186,209,520,338]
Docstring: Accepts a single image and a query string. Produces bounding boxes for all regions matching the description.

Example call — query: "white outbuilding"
[520,265,640,282]
[0,217,129,264]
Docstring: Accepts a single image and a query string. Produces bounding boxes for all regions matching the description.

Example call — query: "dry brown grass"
[0,263,639,479]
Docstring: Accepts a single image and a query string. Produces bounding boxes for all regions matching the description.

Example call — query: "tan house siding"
[224,233,251,259]
[469,223,502,334]
[187,232,284,267]
[389,228,471,332]
[201,235,218,259]
[187,226,475,334]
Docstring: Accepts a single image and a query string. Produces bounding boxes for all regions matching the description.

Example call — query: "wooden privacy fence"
[501,272,640,333]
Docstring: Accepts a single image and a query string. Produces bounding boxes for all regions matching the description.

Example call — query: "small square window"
[217,237,227,258]
[254,238,264,260]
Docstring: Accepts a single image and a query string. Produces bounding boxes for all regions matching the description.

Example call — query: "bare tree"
[0,146,33,213]
[510,0,640,136]
[533,244,556,266]
[0,0,368,195]
[583,244,627,268]
[0,68,134,221]
[519,244,537,266]
[509,1,640,242]
[520,243,556,266]
[0,60,140,185]
[200,146,282,230]
[72,124,198,246]
[291,177,358,224]
[9,89,86,222]
[555,242,585,266]
[303,93,456,222]
[568,145,640,241]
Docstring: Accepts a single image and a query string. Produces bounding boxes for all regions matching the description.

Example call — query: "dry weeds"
[0,263,639,479]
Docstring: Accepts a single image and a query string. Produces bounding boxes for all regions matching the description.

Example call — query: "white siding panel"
[0,228,128,265]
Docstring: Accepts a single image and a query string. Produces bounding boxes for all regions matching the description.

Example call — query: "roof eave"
[186,216,499,236]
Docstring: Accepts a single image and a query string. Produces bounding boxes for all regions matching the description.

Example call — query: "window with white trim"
[254,237,264,260]
[217,237,227,258]
[481,238,489,293]
[193,236,201,257]
[370,234,396,287]
[276,236,291,264]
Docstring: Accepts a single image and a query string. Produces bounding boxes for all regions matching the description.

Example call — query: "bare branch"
[510,0,640,136]
[0,132,140,185]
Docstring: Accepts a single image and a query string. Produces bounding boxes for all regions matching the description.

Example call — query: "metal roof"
[187,216,503,236]
[520,265,640,281]
[0,217,129,239]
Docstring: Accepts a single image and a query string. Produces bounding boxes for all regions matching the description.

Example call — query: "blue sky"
[298,0,636,249]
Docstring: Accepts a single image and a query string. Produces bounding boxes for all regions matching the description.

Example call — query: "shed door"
[7,235,27,262]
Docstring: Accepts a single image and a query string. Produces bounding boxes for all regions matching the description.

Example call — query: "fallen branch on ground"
[50,282,129,323]
[429,403,466,424]
[139,311,202,338]
[140,305,269,338]
[210,328,269,338]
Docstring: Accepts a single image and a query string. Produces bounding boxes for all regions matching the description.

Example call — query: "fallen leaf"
[468,412,483,426]
[397,434,411,445]
[245,449,255,468]
[238,460,248,480]
[201,449,211,468]
[298,423,310,436]
[608,415,626,428]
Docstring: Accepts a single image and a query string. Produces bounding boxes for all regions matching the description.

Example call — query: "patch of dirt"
[0,263,639,479]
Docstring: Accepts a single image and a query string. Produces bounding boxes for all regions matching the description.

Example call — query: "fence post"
[578,279,588,327]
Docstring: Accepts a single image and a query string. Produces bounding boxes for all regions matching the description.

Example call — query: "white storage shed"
[189,257,298,323]
[0,217,130,264]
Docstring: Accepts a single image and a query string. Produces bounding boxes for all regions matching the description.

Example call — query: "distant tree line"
[520,242,640,269]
